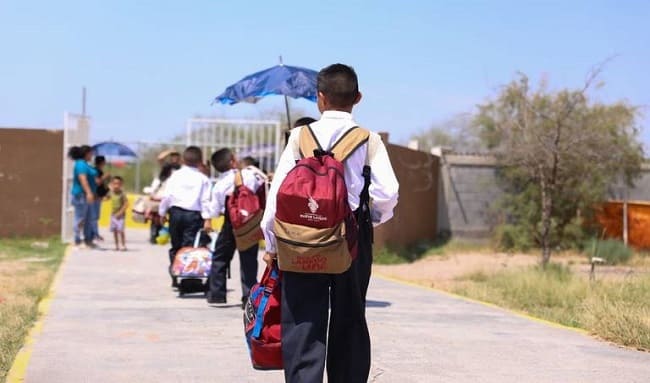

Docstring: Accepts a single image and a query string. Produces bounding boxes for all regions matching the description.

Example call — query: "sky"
[1,0,649,149]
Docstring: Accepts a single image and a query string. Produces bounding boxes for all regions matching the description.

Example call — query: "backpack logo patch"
[307,195,319,214]
[299,195,327,223]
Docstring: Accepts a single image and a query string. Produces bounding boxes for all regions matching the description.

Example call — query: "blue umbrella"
[91,141,138,158]
[214,62,318,129]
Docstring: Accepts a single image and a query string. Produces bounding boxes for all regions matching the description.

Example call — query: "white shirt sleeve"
[368,133,399,226]
[200,176,212,220]
[209,183,221,218]
[209,173,230,218]
[157,173,176,217]
[260,129,300,253]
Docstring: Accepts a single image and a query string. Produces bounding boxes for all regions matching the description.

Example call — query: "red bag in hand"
[227,170,264,251]
[243,264,282,370]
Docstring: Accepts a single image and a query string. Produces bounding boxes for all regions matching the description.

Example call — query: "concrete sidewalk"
[22,229,650,382]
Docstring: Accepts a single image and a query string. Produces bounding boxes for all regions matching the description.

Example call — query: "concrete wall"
[374,139,439,248]
[436,153,500,239]
[436,151,650,240]
[0,128,63,237]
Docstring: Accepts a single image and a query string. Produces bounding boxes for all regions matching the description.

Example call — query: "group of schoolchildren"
[158,63,399,383]
[67,145,129,251]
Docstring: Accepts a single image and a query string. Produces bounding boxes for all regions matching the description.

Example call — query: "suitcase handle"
[193,229,218,250]
[193,229,206,248]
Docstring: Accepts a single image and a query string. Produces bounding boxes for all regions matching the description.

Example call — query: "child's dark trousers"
[207,213,258,303]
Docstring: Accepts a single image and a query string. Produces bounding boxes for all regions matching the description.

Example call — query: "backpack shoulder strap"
[366,131,382,166]
[234,170,243,188]
[330,126,370,162]
[298,124,322,159]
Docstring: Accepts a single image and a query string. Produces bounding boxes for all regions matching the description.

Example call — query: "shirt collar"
[181,165,200,173]
[321,110,353,120]
[217,168,236,179]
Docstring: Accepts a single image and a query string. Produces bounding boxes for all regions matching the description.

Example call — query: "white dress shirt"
[260,110,400,253]
[158,165,212,219]
[209,168,265,217]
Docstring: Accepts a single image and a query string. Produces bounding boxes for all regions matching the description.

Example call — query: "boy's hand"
[160,215,167,225]
[203,220,213,232]
[263,252,276,268]
[86,194,95,204]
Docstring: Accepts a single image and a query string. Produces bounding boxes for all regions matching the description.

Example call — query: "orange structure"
[595,201,650,249]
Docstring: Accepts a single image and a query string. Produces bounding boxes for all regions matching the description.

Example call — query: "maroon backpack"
[274,125,369,274]
[227,171,264,251]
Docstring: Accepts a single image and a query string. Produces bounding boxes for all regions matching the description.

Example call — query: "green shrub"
[373,247,406,265]
[560,217,588,250]
[584,239,633,265]
[493,224,535,251]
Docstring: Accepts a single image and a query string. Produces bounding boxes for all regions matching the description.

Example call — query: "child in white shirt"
[207,149,265,308]
[158,146,212,287]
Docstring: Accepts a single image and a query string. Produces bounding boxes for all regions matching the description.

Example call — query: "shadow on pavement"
[366,300,391,308]
[209,304,243,309]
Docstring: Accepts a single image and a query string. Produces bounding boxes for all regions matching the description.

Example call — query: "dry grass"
[0,238,66,382]
[452,265,650,350]
[375,249,650,350]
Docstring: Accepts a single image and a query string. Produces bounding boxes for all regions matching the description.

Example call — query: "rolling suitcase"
[171,230,216,296]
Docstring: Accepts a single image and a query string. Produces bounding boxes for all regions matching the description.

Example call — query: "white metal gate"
[61,112,90,243]
[185,118,282,174]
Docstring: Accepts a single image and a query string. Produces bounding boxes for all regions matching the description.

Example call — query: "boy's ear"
[317,91,327,111]
[354,91,362,105]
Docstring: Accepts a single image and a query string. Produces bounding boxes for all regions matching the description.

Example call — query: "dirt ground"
[373,251,650,289]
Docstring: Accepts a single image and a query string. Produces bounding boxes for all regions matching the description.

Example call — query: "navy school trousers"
[281,213,373,383]
[207,211,259,302]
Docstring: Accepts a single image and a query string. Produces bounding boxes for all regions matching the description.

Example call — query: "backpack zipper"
[276,236,342,248]
[290,164,345,179]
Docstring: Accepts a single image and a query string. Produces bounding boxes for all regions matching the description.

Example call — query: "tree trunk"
[539,178,553,267]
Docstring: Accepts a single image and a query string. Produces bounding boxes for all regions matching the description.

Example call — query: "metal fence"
[185,118,282,174]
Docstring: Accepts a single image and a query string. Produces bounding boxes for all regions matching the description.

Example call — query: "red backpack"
[243,264,282,370]
[227,171,264,251]
[274,125,369,274]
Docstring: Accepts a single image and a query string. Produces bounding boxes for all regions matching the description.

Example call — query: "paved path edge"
[6,245,72,383]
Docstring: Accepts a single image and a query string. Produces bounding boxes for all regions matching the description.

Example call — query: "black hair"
[112,175,124,182]
[294,117,317,128]
[68,146,82,160]
[240,156,260,168]
[159,162,181,182]
[317,64,359,109]
[94,155,106,166]
[79,145,93,159]
[210,148,234,173]
[183,146,203,167]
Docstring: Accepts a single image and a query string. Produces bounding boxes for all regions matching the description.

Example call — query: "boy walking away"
[159,146,212,287]
[261,64,399,383]
[207,149,265,307]
[109,176,128,251]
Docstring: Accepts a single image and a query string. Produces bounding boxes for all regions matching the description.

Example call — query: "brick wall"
[0,128,63,237]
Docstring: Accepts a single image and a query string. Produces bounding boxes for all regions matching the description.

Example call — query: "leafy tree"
[475,68,644,266]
